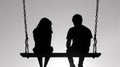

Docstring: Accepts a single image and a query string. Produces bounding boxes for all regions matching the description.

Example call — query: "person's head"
[37,17,52,29]
[72,14,83,27]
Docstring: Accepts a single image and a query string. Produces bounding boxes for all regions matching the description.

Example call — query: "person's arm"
[66,39,71,49]
[66,28,72,49]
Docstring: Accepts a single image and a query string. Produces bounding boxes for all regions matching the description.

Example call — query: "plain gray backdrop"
[0,0,120,67]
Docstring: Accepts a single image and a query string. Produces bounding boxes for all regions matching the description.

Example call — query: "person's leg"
[68,56,75,67]
[78,57,84,67]
[44,46,53,67]
[67,48,75,67]
[38,57,43,67]
[44,57,50,67]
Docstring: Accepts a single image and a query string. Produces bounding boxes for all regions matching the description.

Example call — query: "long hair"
[35,17,52,33]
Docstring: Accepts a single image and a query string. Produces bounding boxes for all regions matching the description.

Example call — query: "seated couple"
[33,14,92,67]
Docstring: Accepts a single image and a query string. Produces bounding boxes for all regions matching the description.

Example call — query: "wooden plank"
[20,53,101,58]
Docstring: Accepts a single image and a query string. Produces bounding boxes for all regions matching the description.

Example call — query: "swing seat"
[20,52,101,58]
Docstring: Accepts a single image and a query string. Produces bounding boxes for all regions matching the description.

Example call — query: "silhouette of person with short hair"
[66,14,92,67]
[33,17,53,67]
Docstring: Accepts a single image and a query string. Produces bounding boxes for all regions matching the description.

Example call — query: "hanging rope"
[23,0,29,53]
[93,0,100,53]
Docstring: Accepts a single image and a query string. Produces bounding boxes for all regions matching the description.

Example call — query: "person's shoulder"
[33,28,37,33]
[67,27,75,33]
[82,25,90,30]
[69,27,74,30]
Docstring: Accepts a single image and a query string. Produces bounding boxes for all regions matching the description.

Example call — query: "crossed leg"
[68,56,75,67]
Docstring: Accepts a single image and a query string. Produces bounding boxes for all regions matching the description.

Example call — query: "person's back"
[68,25,92,52]
[66,14,92,67]
[33,27,52,48]
[33,18,53,54]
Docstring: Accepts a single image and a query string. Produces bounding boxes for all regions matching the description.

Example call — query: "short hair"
[72,14,83,26]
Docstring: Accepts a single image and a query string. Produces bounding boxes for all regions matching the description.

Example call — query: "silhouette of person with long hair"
[33,17,53,67]
[66,14,92,67]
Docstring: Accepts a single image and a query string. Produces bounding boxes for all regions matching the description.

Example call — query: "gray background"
[0,0,120,67]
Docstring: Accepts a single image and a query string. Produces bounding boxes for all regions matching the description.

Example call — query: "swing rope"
[93,0,100,53]
[22,0,100,54]
[23,0,29,53]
